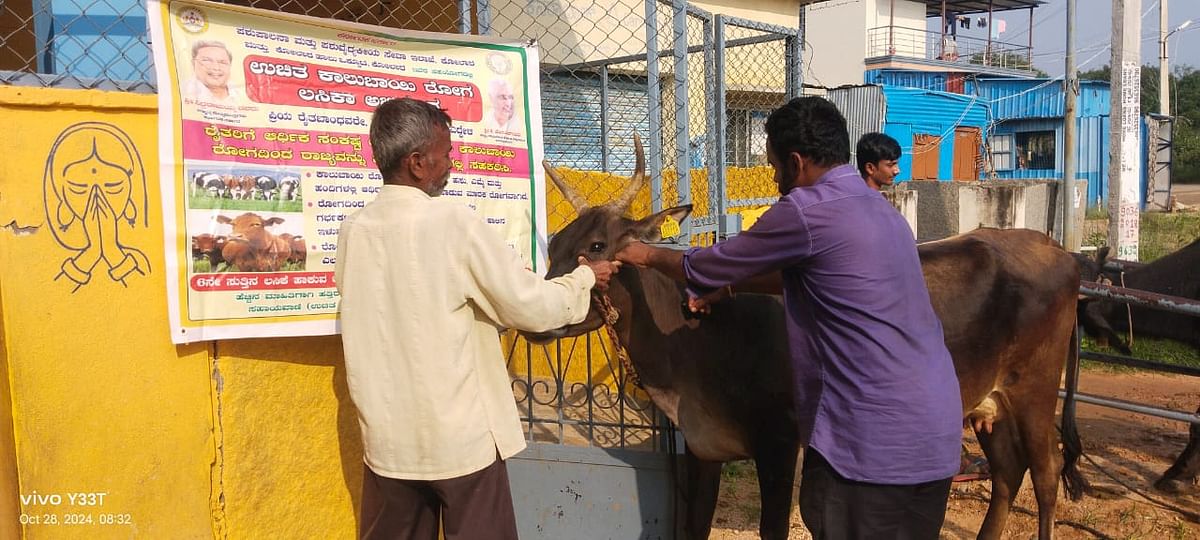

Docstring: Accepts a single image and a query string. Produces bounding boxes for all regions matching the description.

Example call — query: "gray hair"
[488,77,513,97]
[191,40,232,61]
[370,98,452,183]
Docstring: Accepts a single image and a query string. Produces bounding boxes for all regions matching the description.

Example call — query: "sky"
[923,0,1200,77]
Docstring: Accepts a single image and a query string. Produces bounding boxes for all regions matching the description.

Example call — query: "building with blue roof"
[971,78,1117,208]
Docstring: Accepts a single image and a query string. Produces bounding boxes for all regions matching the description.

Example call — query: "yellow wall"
[0,86,215,538]
[1,278,19,540]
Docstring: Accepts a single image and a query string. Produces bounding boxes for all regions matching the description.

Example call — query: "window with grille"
[726,109,770,167]
[990,133,1014,171]
[1015,130,1055,170]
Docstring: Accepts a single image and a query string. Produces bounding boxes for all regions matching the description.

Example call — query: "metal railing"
[866,26,1034,72]
[1066,279,1200,425]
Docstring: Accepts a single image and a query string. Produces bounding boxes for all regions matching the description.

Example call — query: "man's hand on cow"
[687,286,731,315]
[579,256,621,292]
[615,241,653,268]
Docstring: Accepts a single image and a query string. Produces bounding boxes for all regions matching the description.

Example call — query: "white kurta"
[182,79,243,106]
[335,185,594,480]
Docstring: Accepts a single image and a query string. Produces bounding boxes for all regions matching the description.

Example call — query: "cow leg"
[975,417,1027,540]
[1155,404,1200,494]
[1016,401,1062,540]
[683,449,722,540]
[754,444,798,540]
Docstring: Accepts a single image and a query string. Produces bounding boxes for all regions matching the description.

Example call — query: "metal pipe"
[548,34,785,73]
[986,0,993,66]
[1102,258,1145,272]
[889,0,895,55]
[704,14,715,237]
[600,65,610,173]
[1079,280,1200,317]
[646,0,663,213]
[786,3,804,99]
[714,15,728,235]
[1080,350,1200,377]
[1160,0,1169,115]
[1027,6,1034,68]
[1063,0,1078,250]
[673,0,691,241]
[477,0,492,35]
[458,0,471,34]
[941,0,947,59]
[1058,390,1200,425]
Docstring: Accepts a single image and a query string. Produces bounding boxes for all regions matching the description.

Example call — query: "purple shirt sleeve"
[682,197,810,297]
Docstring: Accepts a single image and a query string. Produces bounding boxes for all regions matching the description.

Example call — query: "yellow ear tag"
[659,216,681,239]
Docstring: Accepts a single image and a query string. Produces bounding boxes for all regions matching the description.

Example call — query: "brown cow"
[191,233,227,269]
[216,213,291,272]
[221,175,239,199]
[524,140,1086,540]
[279,233,308,266]
[233,175,256,200]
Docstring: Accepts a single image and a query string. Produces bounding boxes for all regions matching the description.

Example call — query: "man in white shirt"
[483,78,517,132]
[182,40,243,106]
[336,98,619,539]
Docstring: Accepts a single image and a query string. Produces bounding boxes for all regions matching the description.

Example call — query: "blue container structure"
[969,78,1116,208]
[877,86,990,183]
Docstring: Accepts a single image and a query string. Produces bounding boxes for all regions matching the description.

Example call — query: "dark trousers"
[799,448,952,540]
[359,458,519,540]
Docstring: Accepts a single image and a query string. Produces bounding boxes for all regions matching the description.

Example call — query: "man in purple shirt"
[617,97,961,538]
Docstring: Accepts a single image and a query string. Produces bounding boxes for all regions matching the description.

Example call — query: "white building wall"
[867,0,928,58]
[805,0,929,87]
[802,0,867,87]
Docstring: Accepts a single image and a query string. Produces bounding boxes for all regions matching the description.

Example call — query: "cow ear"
[631,205,692,242]
[215,215,233,225]
[264,217,285,226]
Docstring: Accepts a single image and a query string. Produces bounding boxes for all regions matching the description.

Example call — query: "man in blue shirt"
[617,96,961,538]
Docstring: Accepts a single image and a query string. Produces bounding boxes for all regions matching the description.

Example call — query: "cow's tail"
[1060,323,1090,501]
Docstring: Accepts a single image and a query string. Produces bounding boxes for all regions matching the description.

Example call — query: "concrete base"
[902,180,1087,244]
[881,188,919,240]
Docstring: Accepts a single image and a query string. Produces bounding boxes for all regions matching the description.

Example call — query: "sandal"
[952,456,990,482]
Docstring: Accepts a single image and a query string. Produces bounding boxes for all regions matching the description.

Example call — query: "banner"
[149,0,547,343]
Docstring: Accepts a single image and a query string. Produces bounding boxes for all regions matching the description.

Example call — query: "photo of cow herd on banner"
[186,169,306,273]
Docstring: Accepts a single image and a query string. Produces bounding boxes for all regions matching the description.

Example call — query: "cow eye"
[588,241,605,253]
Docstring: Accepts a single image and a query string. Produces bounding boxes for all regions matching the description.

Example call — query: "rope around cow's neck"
[597,294,643,390]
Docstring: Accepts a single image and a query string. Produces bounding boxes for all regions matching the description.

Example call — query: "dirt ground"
[1174,184,1200,208]
[709,370,1200,539]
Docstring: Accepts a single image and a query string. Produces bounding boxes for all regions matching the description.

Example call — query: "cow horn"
[610,134,646,211]
[543,160,588,211]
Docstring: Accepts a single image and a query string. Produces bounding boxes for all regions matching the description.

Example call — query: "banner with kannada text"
[149,0,547,343]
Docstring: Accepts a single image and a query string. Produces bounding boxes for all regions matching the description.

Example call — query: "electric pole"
[1109,0,1141,261]
[1160,0,1169,116]
[1063,0,1078,251]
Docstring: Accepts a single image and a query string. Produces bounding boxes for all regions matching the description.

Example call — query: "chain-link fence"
[0,0,476,91]
[2,0,801,448]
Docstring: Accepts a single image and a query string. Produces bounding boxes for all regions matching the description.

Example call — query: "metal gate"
[500,1,801,536]
[1070,258,1200,498]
